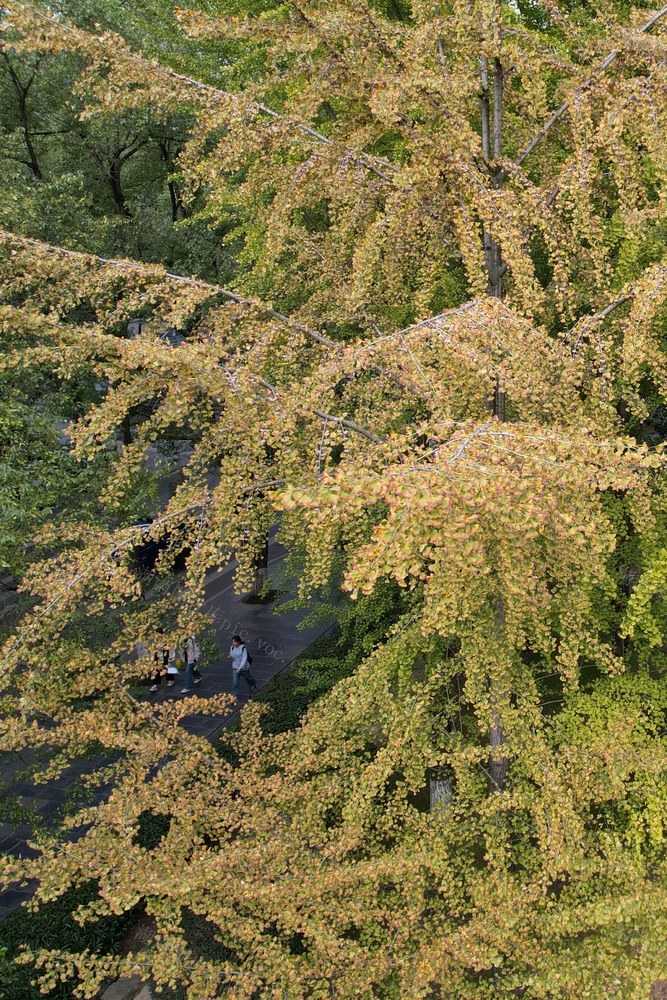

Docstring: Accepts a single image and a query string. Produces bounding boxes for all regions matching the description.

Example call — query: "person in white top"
[229,634,257,697]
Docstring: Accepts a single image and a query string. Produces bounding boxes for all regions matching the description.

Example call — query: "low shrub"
[0,883,138,999]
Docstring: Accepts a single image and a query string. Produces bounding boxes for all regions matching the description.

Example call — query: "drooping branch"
[0,236,388,450]
[0,230,422,398]
[515,3,667,167]
[9,0,398,183]
[0,499,212,669]
[0,229,338,349]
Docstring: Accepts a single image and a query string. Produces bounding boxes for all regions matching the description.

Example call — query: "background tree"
[0,0,238,275]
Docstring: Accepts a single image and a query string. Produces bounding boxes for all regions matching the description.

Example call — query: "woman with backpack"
[228,634,257,697]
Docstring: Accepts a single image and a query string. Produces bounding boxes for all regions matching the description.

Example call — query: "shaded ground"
[0,541,334,920]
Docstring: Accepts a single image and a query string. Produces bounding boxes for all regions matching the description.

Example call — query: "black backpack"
[243,644,253,666]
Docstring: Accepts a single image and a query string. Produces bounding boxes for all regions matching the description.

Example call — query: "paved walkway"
[0,543,334,920]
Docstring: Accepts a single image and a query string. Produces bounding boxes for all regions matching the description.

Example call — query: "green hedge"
[0,883,138,1000]
[256,580,409,734]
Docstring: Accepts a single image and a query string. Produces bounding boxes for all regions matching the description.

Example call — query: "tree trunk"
[1,52,42,179]
[480,55,491,158]
[110,154,131,216]
[121,416,133,446]
[493,57,503,160]
[167,180,181,223]
[482,55,505,300]
[482,38,510,791]
[488,596,509,792]
[20,94,42,180]
[248,536,269,597]
[489,713,508,791]
[480,54,493,290]
[159,140,186,222]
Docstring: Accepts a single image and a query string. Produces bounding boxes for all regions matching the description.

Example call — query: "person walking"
[229,634,257,698]
[166,645,182,688]
[135,640,153,688]
[149,638,170,692]
[181,635,203,693]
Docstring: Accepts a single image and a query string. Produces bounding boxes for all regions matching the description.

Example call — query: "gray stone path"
[157,545,332,739]
[0,543,333,920]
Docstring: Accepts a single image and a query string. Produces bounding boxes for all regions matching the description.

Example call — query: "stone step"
[100,976,148,1000]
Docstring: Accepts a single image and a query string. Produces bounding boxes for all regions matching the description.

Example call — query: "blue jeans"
[232,667,256,695]
[183,661,201,689]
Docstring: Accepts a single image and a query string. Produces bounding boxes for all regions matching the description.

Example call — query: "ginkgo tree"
[1,0,667,997]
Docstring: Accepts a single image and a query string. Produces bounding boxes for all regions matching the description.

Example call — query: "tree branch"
[568,290,635,348]
[118,137,149,165]
[515,3,667,167]
[0,230,419,400]
[10,0,398,184]
[313,410,383,443]
[0,151,32,167]
[22,55,40,96]
[0,229,339,350]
